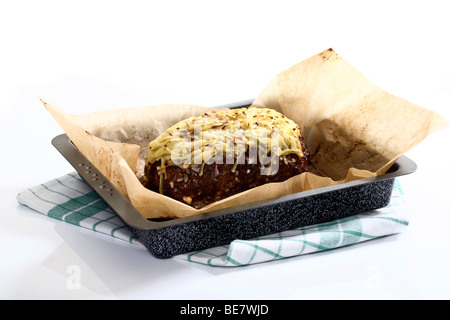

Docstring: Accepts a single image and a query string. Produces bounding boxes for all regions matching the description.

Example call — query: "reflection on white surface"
[44,221,173,298]
[43,240,116,298]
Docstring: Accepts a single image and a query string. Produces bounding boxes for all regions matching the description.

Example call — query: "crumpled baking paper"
[42,48,449,218]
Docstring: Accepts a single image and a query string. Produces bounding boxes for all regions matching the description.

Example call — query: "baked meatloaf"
[142,107,311,209]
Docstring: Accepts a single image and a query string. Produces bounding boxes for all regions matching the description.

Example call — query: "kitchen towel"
[16,172,410,267]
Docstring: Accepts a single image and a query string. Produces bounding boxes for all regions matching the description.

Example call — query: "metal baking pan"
[51,99,417,258]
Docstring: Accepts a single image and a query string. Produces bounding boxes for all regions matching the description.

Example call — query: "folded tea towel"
[16,172,409,267]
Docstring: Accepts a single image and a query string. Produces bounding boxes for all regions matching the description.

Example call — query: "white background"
[1,0,449,299]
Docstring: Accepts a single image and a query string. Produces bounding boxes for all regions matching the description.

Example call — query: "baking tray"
[51,99,417,258]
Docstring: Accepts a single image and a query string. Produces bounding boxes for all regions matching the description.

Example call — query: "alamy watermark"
[66,264,81,290]
[168,120,283,175]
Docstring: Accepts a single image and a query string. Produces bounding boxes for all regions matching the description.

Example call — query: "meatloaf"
[142,107,311,209]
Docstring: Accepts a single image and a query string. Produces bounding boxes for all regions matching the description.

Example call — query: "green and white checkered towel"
[16,172,410,267]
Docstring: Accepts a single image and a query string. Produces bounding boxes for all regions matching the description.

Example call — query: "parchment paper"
[42,48,449,218]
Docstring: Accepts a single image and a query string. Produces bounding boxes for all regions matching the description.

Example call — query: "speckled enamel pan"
[51,100,417,258]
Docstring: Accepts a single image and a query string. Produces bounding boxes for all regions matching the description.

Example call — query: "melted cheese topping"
[146,107,304,176]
